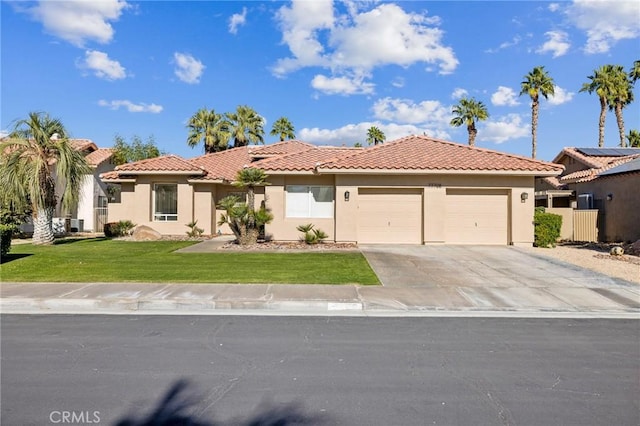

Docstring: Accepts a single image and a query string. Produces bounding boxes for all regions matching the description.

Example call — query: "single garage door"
[358,188,422,244]
[445,189,508,244]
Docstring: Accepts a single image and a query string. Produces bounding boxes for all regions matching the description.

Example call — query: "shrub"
[104,220,136,238]
[534,210,562,248]
[296,223,328,245]
[186,220,204,238]
[1,223,16,258]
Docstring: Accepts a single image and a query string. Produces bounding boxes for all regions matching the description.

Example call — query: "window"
[154,184,178,221]
[286,185,334,218]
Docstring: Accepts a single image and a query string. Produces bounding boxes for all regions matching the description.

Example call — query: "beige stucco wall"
[576,172,640,242]
[545,207,574,240]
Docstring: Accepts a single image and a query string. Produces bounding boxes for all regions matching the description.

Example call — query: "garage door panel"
[358,189,422,244]
[445,189,508,245]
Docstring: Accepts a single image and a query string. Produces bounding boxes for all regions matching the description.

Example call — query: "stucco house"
[101,135,562,246]
[535,147,640,242]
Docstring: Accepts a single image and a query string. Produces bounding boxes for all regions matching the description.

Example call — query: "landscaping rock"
[610,246,624,256]
[131,225,162,241]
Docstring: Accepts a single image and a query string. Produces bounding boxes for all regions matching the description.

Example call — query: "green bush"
[296,223,328,245]
[104,220,136,238]
[1,223,16,258]
[186,220,204,238]
[534,210,562,248]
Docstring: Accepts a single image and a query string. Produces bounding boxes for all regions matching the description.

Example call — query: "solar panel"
[599,158,640,176]
[577,147,640,156]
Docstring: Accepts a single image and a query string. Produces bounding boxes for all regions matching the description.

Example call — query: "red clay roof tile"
[115,154,204,173]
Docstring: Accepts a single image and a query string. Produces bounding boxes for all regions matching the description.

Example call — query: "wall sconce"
[344,191,350,202]
[520,192,529,203]
[607,193,613,201]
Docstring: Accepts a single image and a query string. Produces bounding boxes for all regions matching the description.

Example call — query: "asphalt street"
[1,315,639,426]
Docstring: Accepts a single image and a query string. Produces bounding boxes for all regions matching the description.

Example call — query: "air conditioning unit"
[577,193,593,210]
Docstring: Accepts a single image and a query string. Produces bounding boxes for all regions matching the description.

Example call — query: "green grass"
[1,238,380,285]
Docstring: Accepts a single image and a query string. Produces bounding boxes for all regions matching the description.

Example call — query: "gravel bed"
[524,244,639,284]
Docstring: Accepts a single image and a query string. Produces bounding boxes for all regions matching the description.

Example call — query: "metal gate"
[94,207,108,233]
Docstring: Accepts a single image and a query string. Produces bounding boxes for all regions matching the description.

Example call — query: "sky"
[2,0,639,162]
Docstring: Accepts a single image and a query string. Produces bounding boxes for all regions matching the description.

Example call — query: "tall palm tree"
[449,97,489,146]
[270,117,296,141]
[0,112,91,245]
[630,60,640,83]
[186,108,229,153]
[520,66,555,159]
[607,65,634,147]
[225,105,265,147]
[580,65,616,148]
[366,126,386,145]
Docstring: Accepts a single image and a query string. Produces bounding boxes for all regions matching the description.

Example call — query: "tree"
[520,66,555,159]
[0,112,91,244]
[225,105,265,147]
[366,126,386,146]
[580,65,617,148]
[627,129,640,147]
[112,134,162,165]
[186,108,229,153]
[354,142,363,148]
[217,167,272,246]
[270,117,295,141]
[630,60,640,83]
[449,97,489,146]
[607,65,634,147]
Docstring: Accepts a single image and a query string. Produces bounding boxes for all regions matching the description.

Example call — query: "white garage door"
[445,189,509,244]
[358,188,422,244]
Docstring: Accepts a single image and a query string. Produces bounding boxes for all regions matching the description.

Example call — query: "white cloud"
[78,50,126,80]
[548,3,561,12]
[391,77,405,88]
[299,122,450,146]
[272,1,458,95]
[173,52,205,84]
[0,130,9,139]
[536,30,570,58]
[479,114,529,144]
[451,88,468,99]
[485,35,521,53]
[26,0,128,47]
[547,85,574,105]
[311,73,375,95]
[566,0,640,54]
[372,97,451,127]
[491,86,520,106]
[229,7,247,34]
[98,100,163,113]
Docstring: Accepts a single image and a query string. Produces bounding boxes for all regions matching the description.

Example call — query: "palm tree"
[186,108,229,153]
[580,65,616,148]
[520,66,555,159]
[366,126,386,145]
[225,105,265,147]
[449,97,489,146]
[626,129,640,147]
[630,60,640,83]
[0,112,91,245]
[270,117,295,141]
[607,65,634,147]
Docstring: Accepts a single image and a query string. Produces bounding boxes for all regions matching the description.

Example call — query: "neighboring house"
[535,147,640,242]
[18,139,115,234]
[101,135,562,246]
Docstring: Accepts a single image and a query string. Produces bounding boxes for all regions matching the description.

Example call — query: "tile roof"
[559,153,640,183]
[553,147,640,169]
[190,146,253,181]
[599,157,640,176]
[250,140,315,158]
[254,146,361,172]
[115,154,205,174]
[318,135,563,173]
[84,148,113,167]
[69,139,98,152]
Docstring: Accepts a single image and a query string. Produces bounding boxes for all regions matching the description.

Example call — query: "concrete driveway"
[359,245,639,311]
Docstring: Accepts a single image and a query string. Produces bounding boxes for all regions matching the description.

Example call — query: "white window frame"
[153,183,178,222]
[286,185,334,218]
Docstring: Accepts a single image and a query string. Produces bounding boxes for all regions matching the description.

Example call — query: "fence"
[94,207,108,233]
[573,209,598,242]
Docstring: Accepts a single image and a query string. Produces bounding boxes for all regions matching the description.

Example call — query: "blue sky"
[2,0,639,161]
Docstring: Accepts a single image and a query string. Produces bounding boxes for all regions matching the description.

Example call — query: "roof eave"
[187,178,225,184]
[315,168,562,176]
[100,178,136,183]
[114,170,205,176]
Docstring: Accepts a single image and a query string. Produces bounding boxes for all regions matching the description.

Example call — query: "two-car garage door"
[357,188,509,244]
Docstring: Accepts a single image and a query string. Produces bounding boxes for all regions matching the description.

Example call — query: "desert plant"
[0,223,16,258]
[186,220,204,238]
[217,195,273,245]
[297,223,328,245]
[534,209,562,248]
[104,220,136,238]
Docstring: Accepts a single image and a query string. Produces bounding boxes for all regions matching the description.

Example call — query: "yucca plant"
[297,223,328,244]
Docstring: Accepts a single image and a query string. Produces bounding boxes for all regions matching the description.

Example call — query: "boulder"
[630,240,640,256]
[131,225,162,241]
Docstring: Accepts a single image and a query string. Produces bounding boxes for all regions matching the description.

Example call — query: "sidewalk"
[2,281,638,317]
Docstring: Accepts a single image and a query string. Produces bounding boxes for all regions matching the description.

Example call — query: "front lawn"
[0,239,380,285]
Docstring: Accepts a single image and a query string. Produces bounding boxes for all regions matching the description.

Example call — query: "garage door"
[358,188,422,244]
[445,189,508,244]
